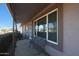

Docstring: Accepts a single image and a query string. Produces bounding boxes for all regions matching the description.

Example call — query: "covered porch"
[7,3,52,56]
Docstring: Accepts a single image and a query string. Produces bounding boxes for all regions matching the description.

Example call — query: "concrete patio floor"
[15,39,48,56]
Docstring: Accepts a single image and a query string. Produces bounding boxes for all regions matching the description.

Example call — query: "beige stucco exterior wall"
[45,3,79,56]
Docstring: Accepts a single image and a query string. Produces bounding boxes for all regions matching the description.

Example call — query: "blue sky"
[0,3,13,29]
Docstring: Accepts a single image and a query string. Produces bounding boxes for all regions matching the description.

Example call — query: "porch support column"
[15,22,17,32]
[25,25,26,39]
[32,21,34,38]
[11,20,17,55]
[22,26,24,38]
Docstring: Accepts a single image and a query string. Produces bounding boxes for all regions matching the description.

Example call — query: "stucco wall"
[45,3,79,56]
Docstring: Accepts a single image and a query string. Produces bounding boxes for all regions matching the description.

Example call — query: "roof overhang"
[7,3,57,26]
[8,3,50,22]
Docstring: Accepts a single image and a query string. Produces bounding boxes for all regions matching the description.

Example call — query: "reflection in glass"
[48,11,57,43]
[37,16,46,39]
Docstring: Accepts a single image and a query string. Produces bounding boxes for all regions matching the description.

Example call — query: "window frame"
[33,8,58,45]
[47,8,58,45]
[33,14,47,38]
[37,16,47,39]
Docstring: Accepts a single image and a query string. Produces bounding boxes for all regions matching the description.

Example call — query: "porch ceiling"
[12,3,50,23]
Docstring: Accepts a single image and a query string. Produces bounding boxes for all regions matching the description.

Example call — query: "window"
[47,9,58,45]
[33,4,63,51]
[34,8,58,45]
[37,16,46,39]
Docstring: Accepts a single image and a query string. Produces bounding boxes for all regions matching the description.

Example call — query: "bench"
[30,37,47,54]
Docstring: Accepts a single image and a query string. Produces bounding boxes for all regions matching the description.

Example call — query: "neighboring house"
[8,3,79,56]
[0,28,13,35]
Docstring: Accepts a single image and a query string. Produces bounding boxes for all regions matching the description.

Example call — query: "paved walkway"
[15,39,47,56]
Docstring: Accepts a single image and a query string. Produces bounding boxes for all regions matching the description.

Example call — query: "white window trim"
[33,8,58,45]
[47,8,58,45]
[33,14,47,23]
[34,15,47,39]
